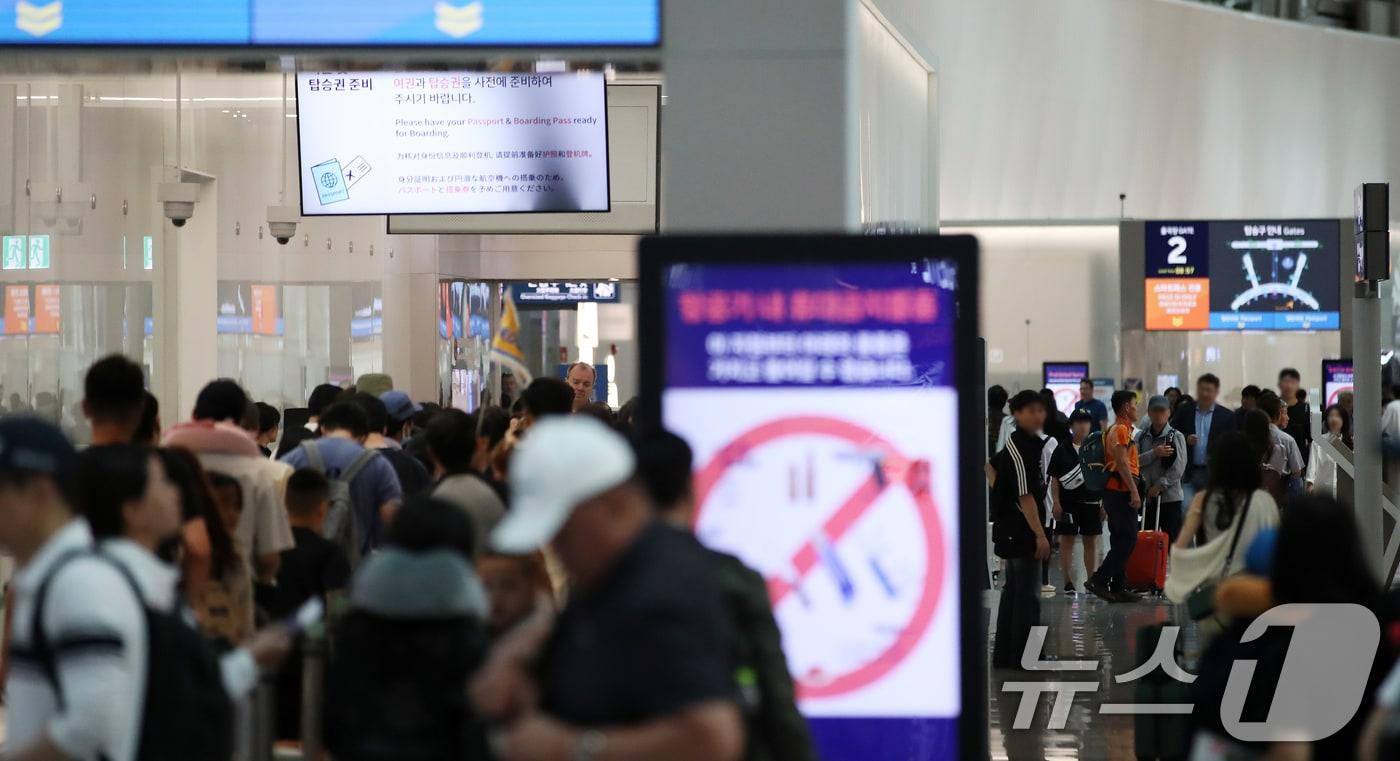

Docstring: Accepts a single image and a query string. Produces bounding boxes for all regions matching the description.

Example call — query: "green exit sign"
[2,236,24,270]
[1,234,51,270]
[28,235,50,269]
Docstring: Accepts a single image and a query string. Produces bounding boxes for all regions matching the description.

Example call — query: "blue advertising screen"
[0,0,659,46]
[1323,359,1353,408]
[1144,219,1341,332]
[644,237,982,761]
[1043,362,1089,415]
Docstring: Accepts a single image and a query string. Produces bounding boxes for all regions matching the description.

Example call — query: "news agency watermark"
[1002,603,1381,741]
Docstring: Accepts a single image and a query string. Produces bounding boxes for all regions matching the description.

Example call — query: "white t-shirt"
[7,526,258,761]
[1197,489,1280,573]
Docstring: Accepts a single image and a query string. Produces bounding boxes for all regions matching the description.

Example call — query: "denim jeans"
[1092,488,1139,590]
[993,555,1042,667]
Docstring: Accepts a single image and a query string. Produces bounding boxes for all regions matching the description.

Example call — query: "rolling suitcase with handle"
[1126,497,1168,593]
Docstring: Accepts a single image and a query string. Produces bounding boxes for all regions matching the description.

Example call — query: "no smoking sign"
[693,416,947,700]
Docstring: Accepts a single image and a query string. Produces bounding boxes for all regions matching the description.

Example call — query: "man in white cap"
[473,417,742,761]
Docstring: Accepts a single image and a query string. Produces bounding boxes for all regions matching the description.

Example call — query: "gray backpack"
[301,440,379,568]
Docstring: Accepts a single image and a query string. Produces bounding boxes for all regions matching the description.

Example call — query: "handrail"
[1317,436,1400,586]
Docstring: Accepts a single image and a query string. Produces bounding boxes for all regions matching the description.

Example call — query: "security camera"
[158,183,200,228]
[266,205,300,246]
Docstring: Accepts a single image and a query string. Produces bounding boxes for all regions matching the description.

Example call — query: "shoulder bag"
[1184,492,1254,622]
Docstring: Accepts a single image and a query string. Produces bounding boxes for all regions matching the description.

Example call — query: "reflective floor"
[985,563,1197,761]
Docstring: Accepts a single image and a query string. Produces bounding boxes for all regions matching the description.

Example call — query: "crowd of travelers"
[7,350,1400,760]
[986,367,1400,760]
[0,356,816,761]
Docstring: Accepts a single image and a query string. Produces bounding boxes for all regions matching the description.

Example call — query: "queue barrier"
[236,625,327,761]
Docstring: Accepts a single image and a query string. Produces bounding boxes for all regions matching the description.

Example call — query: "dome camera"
[267,205,301,246]
[164,202,193,227]
[157,183,200,229]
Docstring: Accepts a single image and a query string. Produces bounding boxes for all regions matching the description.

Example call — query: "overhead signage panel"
[297,71,610,216]
[1145,219,1340,332]
[0,0,659,47]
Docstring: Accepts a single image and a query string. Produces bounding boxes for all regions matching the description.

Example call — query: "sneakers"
[1041,584,1057,596]
[1083,578,1116,603]
[1063,582,1076,595]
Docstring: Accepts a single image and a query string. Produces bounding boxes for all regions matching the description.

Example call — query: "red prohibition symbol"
[692,415,946,699]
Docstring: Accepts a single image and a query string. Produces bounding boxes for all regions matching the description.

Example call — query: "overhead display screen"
[297,71,609,216]
[641,235,984,761]
[513,281,620,308]
[1044,362,1089,415]
[1145,220,1340,331]
[0,1,659,47]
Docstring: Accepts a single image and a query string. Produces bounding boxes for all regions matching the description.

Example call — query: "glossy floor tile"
[985,569,1196,761]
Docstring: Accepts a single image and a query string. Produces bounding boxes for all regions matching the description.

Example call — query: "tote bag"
[1164,492,1254,617]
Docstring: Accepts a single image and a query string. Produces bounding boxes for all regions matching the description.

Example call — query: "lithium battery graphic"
[692,415,946,700]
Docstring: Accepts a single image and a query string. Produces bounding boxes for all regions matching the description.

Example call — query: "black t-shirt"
[257,526,351,620]
[1049,441,1098,508]
[540,523,736,725]
[990,429,1046,558]
[379,446,432,499]
[1285,400,1312,464]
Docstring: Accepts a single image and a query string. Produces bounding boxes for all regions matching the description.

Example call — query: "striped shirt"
[6,523,260,761]
[991,429,1048,557]
[8,522,148,761]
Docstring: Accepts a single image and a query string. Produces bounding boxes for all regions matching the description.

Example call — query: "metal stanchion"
[300,630,326,761]
[249,678,277,761]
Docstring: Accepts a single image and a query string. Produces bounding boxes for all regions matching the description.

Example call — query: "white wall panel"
[856,3,932,228]
[946,224,1121,391]
[932,0,1400,222]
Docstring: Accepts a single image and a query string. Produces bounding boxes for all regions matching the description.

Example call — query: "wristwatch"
[575,730,607,761]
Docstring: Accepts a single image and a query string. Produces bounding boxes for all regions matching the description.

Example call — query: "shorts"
[1053,502,1103,536]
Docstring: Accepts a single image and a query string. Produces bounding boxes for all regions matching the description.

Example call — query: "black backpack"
[32,550,234,761]
[323,611,490,761]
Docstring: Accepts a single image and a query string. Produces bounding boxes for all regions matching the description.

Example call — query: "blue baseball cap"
[379,390,422,423]
[0,417,76,479]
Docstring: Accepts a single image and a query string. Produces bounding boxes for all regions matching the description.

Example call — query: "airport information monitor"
[641,235,985,761]
[297,71,609,216]
[1323,359,1354,408]
[1044,362,1089,416]
[0,1,659,47]
[1144,219,1341,331]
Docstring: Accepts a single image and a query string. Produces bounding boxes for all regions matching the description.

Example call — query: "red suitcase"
[1125,497,1168,593]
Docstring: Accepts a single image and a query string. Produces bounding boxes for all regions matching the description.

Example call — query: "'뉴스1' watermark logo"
[1003,603,1381,742]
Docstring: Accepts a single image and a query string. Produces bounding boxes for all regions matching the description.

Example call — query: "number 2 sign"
[1147,223,1208,278]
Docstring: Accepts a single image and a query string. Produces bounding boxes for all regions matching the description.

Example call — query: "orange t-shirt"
[1105,422,1140,492]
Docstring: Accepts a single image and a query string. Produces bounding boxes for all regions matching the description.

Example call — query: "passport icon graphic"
[311,159,349,205]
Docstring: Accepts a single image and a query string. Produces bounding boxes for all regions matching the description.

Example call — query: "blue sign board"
[1145,221,1208,279]
[0,0,659,46]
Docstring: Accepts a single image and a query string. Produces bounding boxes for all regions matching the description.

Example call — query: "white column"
[382,236,441,403]
[663,0,859,231]
[154,178,218,420]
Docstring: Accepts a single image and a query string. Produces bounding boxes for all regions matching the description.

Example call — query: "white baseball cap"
[492,416,637,553]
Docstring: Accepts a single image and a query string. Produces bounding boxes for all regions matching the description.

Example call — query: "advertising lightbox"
[640,235,984,761]
[1043,362,1089,416]
[1145,220,1341,331]
[297,71,609,216]
[1323,359,1354,408]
